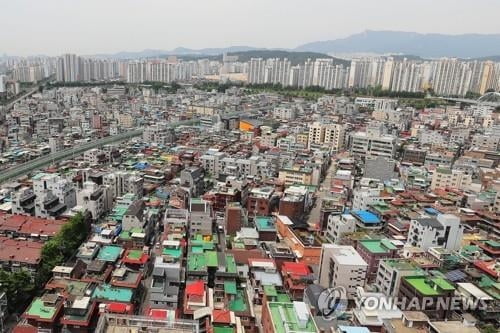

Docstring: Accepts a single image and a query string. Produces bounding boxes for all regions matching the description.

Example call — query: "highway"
[1,87,39,110]
[0,129,144,184]
[439,96,500,108]
[0,110,255,184]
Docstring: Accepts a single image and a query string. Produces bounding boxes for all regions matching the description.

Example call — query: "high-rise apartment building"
[318,244,368,299]
[248,58,265,84]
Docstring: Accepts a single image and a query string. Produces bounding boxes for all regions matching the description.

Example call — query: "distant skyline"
[1,0,500,56]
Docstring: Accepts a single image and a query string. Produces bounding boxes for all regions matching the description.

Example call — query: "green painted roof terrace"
[92,284,133,302]
[404,276,455,296]
[268,301,317,333]
[213,327,234,333]
[255,216,275,231]
[97,245,123,262]
[26,298,58,320]
[360,239,397,253]
[228,290,247,312]
[162,247,182,258]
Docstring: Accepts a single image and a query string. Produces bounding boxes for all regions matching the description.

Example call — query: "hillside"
[222,50,349,66]
[295,30,500,58]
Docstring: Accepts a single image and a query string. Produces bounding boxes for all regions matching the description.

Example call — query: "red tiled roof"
[0,214,26,231]
[12,325,38,333]
[281,262,311,276]
[148,308,169,320]
[121,250,149,264]
[20,217,65,236]
[107,302,132,314]
[474,260,500,279]
[0,236,43,265]
[212,309,232,324]
[186,280,205,296]
[0,214,65,236]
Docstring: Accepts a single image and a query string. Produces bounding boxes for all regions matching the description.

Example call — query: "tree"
[0,269,35,312]
[465,91,481,99]
[35,213,88,287]
[481,325,498,333]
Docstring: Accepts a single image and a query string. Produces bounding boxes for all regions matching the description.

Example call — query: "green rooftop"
[213,327,234,333]
[188,252,207,272]
[479,275,500,300]
[162,247,182,259]
[405,276,439,296]
[121,193,136,201]
[255,216,275,231]
[485,240,500,249]
[224,281,237,295]
[64,280,91,296]
[97,245,122,262]
[92,285,133,303]
[462,245,481,254]
[110,205,129,222]
[126,249,143,260]
[119,227,144,240]
[206,251,218,267]
[404,276,454,296]
[371,202,391,213]
[385,259,420,271]
[268,302,317,333]
[432,278,455,291]
[26,298,58,320]
[190,234,215,253]
[360,239,397,254]
[228,290,247,312]
[32,173,47,180]
[263,285,278,297]
[232,241,245,249]
[276,293,291,303]
[225,254,237,274]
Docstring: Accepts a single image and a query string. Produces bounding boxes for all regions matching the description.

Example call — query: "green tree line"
[0,213,88,314]
[35,213,89,287]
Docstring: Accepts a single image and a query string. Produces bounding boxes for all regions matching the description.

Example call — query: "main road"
[0,110,256,184]
[1,87,40,110]
[0,129,144,184]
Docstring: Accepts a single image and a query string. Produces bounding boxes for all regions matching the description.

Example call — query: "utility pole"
[0,291,7,333]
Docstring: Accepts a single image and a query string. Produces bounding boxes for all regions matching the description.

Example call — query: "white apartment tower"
[248,58,265,84]
[319,244,368,299]
[407,214,464,251]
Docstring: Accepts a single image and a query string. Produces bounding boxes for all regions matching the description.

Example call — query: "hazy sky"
[1,0,499,56]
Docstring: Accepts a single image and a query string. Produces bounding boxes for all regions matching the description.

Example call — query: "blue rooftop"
[424,207,440,215]
[255,216,275,231]
[134,162,149,170]
[352,210,381,224]
[338,326,371,333]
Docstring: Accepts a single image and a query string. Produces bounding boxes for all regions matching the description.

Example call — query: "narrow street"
[307,159,337,229]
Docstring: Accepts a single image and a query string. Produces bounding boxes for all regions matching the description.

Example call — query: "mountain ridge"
[6,31,499,60]
[295,30,500,58]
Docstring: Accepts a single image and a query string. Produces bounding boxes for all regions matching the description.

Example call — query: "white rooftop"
[52,266,73,274]
[457,283,493,301]
[323,244,368,266]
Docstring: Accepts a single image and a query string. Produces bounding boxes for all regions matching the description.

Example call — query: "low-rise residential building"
[407,214,464,251]
[430,168,472,191]
[356,239,398,282]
